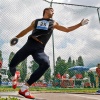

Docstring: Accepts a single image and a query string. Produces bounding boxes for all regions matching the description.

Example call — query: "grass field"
[0,86,98,93]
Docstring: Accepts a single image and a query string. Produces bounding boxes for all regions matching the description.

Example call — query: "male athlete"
[9,7,89,99]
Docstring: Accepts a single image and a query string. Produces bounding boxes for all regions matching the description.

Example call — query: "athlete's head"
[43,7,54,18]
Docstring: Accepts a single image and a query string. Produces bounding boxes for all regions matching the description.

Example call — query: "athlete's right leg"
[9,47,30,76]
[9,43,31,89]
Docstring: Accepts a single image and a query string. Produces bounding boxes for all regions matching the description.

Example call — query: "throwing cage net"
[0,0,100,89]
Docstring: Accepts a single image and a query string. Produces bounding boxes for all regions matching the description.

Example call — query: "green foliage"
[0,96,19,100]
[29,60,39,73]
[0,86,98,93]
[0,69,6,75]
[7,52,15,79]
[72,60,76,67]
[77,56,84,66]
[0,50,3,61]
[19,59,27,82]
[8,52,15,63]
[44,68,51,82]
[54,56,85,78]
[55,56,68,76]
[67,57,72,67]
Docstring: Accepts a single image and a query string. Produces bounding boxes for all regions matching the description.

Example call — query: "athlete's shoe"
[19,89,35,99]
[12,71,20,89]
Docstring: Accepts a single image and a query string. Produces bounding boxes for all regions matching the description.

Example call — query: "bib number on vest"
[36,20,49,30]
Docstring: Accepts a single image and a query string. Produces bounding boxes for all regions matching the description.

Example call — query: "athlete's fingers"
[81,19,89,26]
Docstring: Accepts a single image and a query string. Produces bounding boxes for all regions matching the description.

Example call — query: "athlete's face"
[46,8,54,18]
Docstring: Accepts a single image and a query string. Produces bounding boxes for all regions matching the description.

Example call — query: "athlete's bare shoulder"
[31,20,36,28]
[53,20,59,28]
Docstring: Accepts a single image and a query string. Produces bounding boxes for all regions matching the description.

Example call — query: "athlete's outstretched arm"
[10,21,35,46]
[16,21,35,38]
[54,19,89,32]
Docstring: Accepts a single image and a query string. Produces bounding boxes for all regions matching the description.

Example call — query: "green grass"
[0,86,98,93]
[0,96,19,100]
[30,87,98,93]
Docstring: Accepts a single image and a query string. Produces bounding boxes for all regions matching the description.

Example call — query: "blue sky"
[0,0,100,72]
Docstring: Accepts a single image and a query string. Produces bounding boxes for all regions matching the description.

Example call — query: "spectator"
[88,70,96,88]
[61,73,70,88]
[76,74,83,79]
[0,60,2,69]
[53,72,61,87]
[62,73,66,80]
[75,74,83,88]
[66,73,70,80]
[56,72,61,79]
[96,64,100,88]
[0,73,2,86]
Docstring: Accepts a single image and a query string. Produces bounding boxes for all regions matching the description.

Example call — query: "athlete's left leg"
[27,51,50,85]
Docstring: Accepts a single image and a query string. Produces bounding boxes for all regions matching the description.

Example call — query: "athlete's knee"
[41,58,50,68]
[44,59,50,68]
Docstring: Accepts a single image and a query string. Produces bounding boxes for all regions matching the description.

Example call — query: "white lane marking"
[68,94,99,100]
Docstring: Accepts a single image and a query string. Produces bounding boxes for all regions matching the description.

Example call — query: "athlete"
[9,7,89,99]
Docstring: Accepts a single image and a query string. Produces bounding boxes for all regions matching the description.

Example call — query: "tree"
[76,60,78,66]
[44,68,51,82]
[76,56,85,77]
[67,57,73,68]
[19,59,27,82]
[72,60,76,66]
[55,56,68,76]
[67,57,75,78]
[77,56,84,66]
[8,52,15,63]
[7,52,15,79]
[29,60,38,74]
[0,50,3,61]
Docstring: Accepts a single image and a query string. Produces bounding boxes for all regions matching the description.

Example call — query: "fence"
[0,0,100,89]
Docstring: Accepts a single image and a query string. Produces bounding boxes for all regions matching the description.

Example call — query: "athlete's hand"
[10,37,18,46]
[81,19,89,26]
